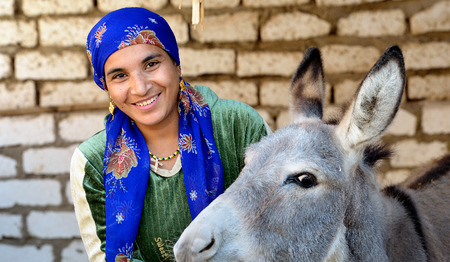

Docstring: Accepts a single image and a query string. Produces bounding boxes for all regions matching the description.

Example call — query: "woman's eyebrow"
[142,54,162,64]
[105,54,163,77]
[106,67,123,77]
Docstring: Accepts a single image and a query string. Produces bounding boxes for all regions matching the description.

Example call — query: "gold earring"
[179,78,186,91]
[109,98,115,121]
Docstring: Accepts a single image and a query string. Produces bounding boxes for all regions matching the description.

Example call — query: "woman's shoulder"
[195,84,271,140]
[77,129,106,164]
[195,84,263,120]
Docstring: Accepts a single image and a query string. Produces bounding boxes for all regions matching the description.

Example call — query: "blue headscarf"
[86,7,224,261]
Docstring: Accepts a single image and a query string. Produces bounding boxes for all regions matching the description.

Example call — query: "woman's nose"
[129,72,150,95]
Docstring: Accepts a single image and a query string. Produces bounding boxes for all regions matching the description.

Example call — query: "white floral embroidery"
[189,190,198,201]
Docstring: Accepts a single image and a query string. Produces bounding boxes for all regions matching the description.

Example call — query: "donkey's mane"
[408,155,450,190]
[382,185,429,259]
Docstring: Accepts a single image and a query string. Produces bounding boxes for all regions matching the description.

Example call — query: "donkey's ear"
[337,45,405,152]
[290,47,326,123]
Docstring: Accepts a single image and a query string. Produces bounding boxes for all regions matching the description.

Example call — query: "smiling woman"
[69,7,270,262]
[104,44,181,145]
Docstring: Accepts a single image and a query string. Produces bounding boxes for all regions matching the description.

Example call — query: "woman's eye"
[145,61,158,69]
[112,73,126,80]
[287,172,317,188]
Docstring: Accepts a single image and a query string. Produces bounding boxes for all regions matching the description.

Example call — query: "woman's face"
[104,44,181,129]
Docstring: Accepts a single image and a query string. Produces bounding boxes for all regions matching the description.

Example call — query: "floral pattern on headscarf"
[118,26,165,50]
[105,130,138,180]
[85,7,224,261]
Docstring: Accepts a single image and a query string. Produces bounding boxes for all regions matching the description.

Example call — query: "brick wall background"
[0,0,448,261]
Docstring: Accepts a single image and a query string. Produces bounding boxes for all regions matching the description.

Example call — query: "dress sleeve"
[70,147,106,262]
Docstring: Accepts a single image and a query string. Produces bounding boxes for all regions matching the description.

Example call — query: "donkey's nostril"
[199,236,215,253]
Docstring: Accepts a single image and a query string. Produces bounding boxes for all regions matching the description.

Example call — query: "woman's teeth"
[135,95,158,106]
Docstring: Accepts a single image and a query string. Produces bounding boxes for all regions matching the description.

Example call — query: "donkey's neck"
[380,186,429,261]
[344,180,390,262]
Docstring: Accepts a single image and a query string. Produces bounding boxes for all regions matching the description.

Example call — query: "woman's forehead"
[104,44,168,69]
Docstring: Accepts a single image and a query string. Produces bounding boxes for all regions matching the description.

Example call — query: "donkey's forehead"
[247,121,343,167]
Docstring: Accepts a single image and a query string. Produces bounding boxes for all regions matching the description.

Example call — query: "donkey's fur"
[174,46,450,261]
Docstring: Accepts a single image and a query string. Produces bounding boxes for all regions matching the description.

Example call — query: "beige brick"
[408,74,450,100]
[390,139,447,168]
[1,20,20,46]
[262,12,331,41]
[386,108,417,136]
[238,51,303,77]
[261,80,332,108]
[255,108,275,131]
[260,80,290,107]
[166,15,189,44]
[276,104,341,130]
[191,12,258,43]
[59,112,106,142]
[338,10,406,37]
[98,0,142,11]
[66,180,73,204]
[173,0,240,8]
[421,102,450,135]
[40,81,108,107]
[0,154,17,177]
[22,0,93,16]
[323,105,343,122]
[62,240,89,262]
[334,79,359,104]
[0,114,55,147]
[199,81,258,106]
[0,179,61,208]
[39,17,101,47]
[243,0,308,7]
[23,145,78,175]
[321,45,380,74]
[0,0,14,16]
[0,214,22,239]
[99,0,168,12]
[179,48,235,76]
[0,81,36,110]
[0,54,11,79]
[27,211,80,238]
[402,42,450,70]
[18,20,38,48]
[379,169,410,187]
[0,20,37,47]
[317,0,383,6]
[411,1,450,34]
[276,110,290,130]
[15,51,88,80]
[0,245,53,261]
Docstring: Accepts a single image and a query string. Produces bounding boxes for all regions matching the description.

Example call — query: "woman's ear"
[177,64,182,77]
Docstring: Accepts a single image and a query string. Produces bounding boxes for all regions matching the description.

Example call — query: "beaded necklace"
[149,148,179,172]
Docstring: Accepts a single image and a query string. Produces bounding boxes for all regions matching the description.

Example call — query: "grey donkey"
[174,46,450,261]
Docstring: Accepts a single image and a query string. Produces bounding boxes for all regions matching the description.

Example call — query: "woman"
[70,7,270,262]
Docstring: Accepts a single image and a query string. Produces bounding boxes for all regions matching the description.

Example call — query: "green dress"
[70,85,270,261]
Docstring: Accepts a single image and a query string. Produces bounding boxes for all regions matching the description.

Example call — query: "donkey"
[173,46,450,261]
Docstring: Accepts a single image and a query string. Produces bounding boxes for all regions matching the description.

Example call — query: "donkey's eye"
[288,173,317,188]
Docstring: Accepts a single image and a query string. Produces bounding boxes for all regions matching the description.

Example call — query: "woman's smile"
[133,93,160,108]
[104,44,181,130]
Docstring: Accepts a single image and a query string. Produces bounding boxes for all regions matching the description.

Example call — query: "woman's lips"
[134,94,160,107]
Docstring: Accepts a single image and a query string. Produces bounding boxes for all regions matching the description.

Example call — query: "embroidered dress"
[70,86,270,261]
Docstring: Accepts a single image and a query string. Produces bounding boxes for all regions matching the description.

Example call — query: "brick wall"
[0,0,449,261]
